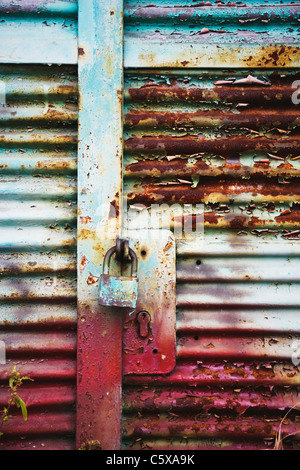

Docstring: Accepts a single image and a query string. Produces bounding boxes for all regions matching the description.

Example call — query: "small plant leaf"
[1,367,32,438]
[8,376,15,389]
[16,397,27,422]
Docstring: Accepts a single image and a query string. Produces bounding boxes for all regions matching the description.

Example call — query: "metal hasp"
[99,243,138,308]
[123,230,176,375]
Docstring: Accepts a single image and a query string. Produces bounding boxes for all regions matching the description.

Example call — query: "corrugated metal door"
[122,69,300,450]
[121,1,300,451]
[0,2,78,450]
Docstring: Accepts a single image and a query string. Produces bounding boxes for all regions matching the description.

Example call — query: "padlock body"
[98,273,138,308]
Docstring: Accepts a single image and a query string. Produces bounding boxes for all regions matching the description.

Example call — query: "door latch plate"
[122,230,176,375]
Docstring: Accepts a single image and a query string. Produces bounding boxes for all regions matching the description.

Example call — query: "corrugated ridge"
[124,3,299,24]
[122,413,300,449]
[0,65,77,450]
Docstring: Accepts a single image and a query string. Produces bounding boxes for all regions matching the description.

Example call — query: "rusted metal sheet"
[0,65,77,450]
[122,67,300,450]
[124,1,300,67]
[0,1,78,64]
[124,69,300,237]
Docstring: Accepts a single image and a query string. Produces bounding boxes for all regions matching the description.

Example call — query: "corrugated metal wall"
[0,0,299,452]
[0,65,78,449]
[122,68,300,449]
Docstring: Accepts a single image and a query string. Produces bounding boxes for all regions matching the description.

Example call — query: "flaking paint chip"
[87,274,99,285]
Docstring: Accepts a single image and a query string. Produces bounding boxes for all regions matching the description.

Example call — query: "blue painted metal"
[0,1,78,64]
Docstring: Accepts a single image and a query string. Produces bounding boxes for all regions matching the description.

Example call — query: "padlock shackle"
[103,246,117,275]
[128,248,138,274]
[103,245,138,276]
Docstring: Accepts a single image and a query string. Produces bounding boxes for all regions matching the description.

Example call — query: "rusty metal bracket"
[122,229,176,375]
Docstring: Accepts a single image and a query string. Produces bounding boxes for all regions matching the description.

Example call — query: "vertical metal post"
[76,0,124,450]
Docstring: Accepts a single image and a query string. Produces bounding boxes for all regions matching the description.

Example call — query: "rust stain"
[229,216,247,229]
[109,199,120,218]
[163,241,173,253]
[204,212,222,225]
[125,159,210,177]
[193,363,220,379]
[244,46,300,67]
[275,208,300,224]
[78,228,95,242]
[125,158,297,179]
[80,216,93,224]
[80,256,88,272]
[278,209,292,217]
[87,274,99,285]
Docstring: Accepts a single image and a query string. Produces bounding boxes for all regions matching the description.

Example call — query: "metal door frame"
[76,0,124,450]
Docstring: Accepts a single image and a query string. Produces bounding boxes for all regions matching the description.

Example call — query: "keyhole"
[137,311,151,338]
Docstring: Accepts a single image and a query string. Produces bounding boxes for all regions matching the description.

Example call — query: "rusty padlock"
[98,245,138,308]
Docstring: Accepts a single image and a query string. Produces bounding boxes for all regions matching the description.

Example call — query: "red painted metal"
[122,233,176,376]
[76,304,123,450]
